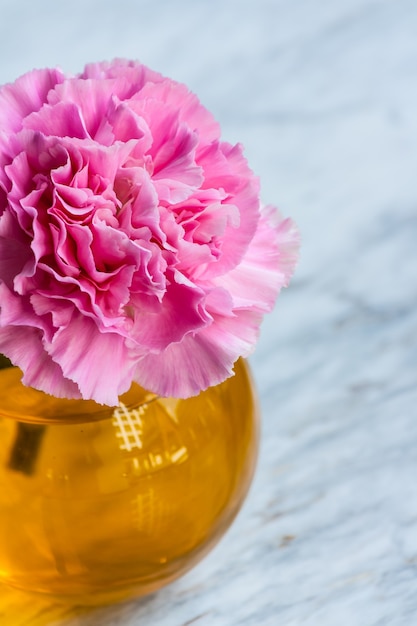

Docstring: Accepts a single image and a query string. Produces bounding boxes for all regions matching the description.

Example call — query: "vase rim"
[0,366,158,425]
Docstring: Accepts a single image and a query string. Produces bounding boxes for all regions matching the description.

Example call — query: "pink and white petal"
[133,307,262,398]
[131,99,203,203]
[0,132,25,194]
[195,142,261,276]
[33,262,128,331]
[46,314,135,405]
[47,77,121,140]
[129,276,210,351]
[30,293,74,329]
[0,68,65,133]
[23,102,90,139]
[214,210,300,311]
[198,140,259,197]
[116,166,159,233]
[109,102,152,155]
[269,209,300,284]
[175,238,218,275]
[79,59,164,97]
[0,325,82,399]
[137,79,220,144]
[0,282,50,333]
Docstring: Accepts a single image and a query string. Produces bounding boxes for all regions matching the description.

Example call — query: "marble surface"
[1,0,417,624]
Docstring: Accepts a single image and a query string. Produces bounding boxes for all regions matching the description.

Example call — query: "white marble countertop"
[1,0,417,624]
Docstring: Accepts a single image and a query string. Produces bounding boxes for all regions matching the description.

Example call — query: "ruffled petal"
[194,142,260,276]
[0,68,65,133]
[0,325,81,399]
[24,101,90,139]
[79,59,164,97]
[45,313,136,405]
[129,272,210,351]
[214,208,300,311]
[0,209,33,286]
[133,307,262,398]
[137,78,220,144]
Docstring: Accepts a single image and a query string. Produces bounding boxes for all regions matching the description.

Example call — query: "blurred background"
[1,1,417,624]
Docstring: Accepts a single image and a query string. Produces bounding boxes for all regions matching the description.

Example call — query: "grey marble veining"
[1,1,417,624]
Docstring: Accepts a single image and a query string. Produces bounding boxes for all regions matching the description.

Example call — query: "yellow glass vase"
[0,358,258,605]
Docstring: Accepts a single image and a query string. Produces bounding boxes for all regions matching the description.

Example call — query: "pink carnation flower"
[0,59,299,405]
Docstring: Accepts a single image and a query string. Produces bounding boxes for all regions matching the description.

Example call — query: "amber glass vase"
[0,358,258,605]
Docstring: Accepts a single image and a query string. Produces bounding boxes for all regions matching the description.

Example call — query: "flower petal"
[46,313,136,405]
[0,325,82,399]
[129,273,210,351]
[137,78,220,144]
[133,307,262,398]
[80,59,164,97]
[0,68,65,133]
[214,209,300,311]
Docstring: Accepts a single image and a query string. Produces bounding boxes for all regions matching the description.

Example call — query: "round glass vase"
[0,358,259,605]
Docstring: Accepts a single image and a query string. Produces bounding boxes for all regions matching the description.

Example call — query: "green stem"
[8,422,46,475]
[0,354,46,476]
